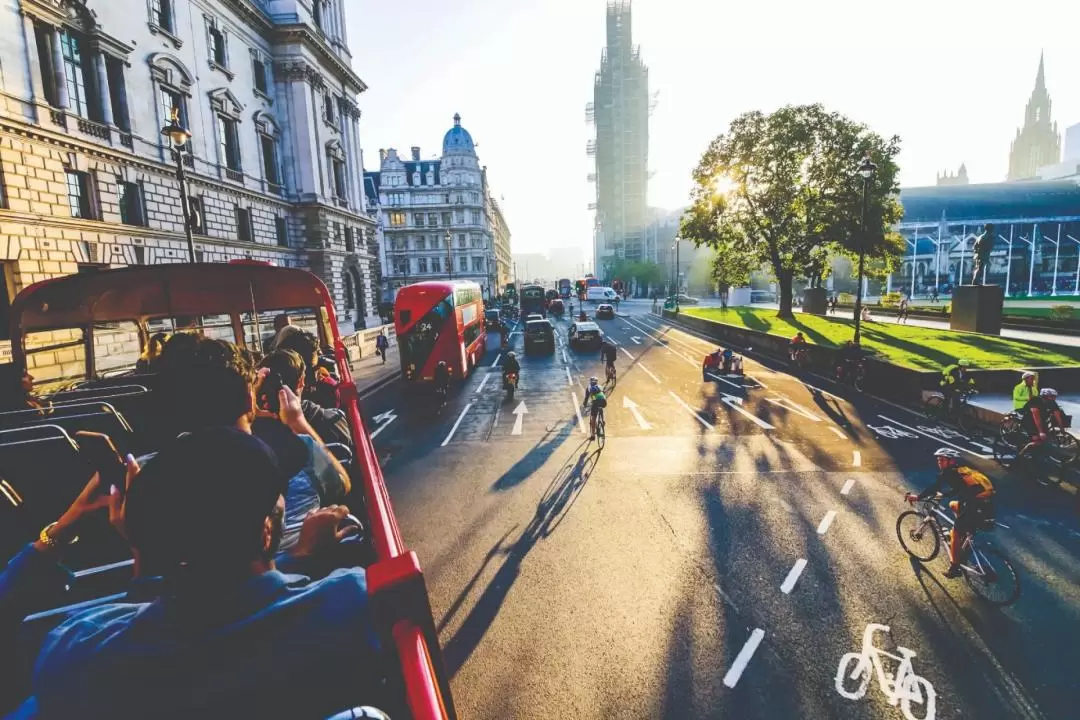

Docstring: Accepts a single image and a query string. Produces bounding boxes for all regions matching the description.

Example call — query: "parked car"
[568,321,603,351]
[524,319,556,354]
[750,290,776,304]
[674,293,700,305]
[595,303,615,320]
[484,308,502,330]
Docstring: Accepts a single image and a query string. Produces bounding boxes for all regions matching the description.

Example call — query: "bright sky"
[348,0,1080,256]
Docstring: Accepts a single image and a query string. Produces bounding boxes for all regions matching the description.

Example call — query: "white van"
[586,286,618,303]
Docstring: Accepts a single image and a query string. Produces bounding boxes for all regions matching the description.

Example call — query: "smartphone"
[259,372,285,414]
[76,431,126,496]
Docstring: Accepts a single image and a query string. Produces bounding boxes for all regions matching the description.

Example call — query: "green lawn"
[684,307,1080,371]
[908,305,1075,320]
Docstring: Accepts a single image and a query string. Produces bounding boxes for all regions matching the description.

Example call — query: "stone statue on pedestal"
[971,223,994,285]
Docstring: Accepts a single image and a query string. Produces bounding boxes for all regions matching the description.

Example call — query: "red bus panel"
[394,281,486,382]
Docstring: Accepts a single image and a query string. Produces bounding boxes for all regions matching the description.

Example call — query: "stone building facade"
[363,114,512,301]
[0,0,380,367]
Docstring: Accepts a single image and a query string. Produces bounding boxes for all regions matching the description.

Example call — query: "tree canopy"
[680,104,905,317]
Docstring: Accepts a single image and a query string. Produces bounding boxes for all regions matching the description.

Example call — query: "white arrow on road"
[721,394,775,430]
[631,336,642,344]
[765,397,822,422]
[622,395,651,430]
[371,409,398,438]
[511,400,529,435]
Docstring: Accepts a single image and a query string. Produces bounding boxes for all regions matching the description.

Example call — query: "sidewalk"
[350,345,401,395]
[851,308,1080,348]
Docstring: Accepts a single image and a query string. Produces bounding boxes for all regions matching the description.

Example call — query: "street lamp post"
[445,229,453,281]
[672,237,681,312]
[160,108,197,263]
[852,156,877,346]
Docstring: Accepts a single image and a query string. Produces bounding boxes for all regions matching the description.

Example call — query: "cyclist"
[788,331,807,362]
[905,448,995,578]
[582,376,607,441]
[600,338,617,380]
[940,358,976,413]
[434,360,450,401]
[836,339,861,382]
[1012,371,1039,412]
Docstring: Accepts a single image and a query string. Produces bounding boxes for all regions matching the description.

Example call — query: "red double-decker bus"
[395,281,486,383]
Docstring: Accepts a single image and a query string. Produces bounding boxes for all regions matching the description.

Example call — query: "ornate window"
[325,140,347,204]
[150,53,194,148]
[210,88,244,180]
[254,111,282,191]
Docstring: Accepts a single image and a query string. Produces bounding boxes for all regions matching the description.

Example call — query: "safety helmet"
[588,376,599,385]
[507,351,516,358]
[1022,371,1037,380]
[437,360,448,368]
[958,359,971,367]
[1040,388,1058,399]
[933,447,961,460]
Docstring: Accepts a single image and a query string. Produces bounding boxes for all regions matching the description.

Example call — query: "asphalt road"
[358,302,1080,720]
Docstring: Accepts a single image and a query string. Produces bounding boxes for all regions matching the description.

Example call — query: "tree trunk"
[777,270,795,318]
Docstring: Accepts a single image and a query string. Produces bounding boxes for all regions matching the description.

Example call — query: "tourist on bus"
[277,330,340,410]
[12,427,382,719]
[135,332,169,372]
[0,364,48,413]
[260,349,352,449]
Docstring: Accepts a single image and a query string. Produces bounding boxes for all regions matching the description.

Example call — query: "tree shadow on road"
[442,446,602,676]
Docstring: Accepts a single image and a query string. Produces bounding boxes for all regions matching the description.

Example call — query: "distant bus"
[503,283,517,303]
[584,276,599,289]
[558,278,572,298]
[520,284,546,317]
[394,281,486,382]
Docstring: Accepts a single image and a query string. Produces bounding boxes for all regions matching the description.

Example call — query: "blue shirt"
[28,568,382,720]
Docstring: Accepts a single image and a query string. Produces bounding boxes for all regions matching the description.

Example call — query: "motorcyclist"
[502,350,521,387]
[434,360,450,394]
[940,358,976,413]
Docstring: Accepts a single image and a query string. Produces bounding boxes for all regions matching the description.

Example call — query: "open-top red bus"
[394,281,486,383]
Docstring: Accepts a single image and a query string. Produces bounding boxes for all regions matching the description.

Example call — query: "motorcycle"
[504,371,519,399]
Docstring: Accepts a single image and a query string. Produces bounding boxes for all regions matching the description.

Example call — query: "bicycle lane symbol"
[868,424,919,440]
[835,623,937,720]
[916,424,994,454]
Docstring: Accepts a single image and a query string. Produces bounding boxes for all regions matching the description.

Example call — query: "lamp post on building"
[852,155,877,347]
[160,108,197,263]
[445,229,453,281]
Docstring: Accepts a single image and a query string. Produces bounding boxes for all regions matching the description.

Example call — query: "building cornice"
[273,24,367,95]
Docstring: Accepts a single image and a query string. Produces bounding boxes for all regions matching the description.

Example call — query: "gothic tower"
[1007,52,1061,180]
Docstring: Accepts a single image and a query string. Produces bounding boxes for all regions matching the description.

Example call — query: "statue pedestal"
[950,285,1004,335]
[802,287,827,315]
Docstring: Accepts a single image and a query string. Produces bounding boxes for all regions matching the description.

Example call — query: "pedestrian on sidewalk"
[375,330,389,364]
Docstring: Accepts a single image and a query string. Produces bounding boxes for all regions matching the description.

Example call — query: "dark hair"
[260,349,304,391]
[0,364,30,412]
[277,329,319,368]
[160,337,257,433]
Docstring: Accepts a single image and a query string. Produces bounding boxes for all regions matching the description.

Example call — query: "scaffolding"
[588,0,649,271]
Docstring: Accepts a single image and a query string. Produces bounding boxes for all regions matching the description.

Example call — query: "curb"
[355,369,402,398]
[656,312,1080,496]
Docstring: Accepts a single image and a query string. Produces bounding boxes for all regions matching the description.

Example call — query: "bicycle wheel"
[853,372,865,393]
[1047,429,1078,468]
[964,544,1021,607]
[999,413,1023,439]
[597,413,606,449]
[900,673,937,720]
[834,653,871,700]
[924,394,945,420]
[993,434,1020,468]
[896,511,941,562]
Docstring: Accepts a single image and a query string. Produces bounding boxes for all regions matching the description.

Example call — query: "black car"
[484,309,502,330]
[524,319,556,354]
[567,321,603,351]
[595,303,615,320]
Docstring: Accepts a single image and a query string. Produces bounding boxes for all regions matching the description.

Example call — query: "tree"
[682,104,904,318]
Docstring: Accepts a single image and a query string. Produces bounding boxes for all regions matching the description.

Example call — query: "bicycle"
[924,387,978,434]
[790,346,810,371]
[998,410,1077,467]
[835,359,866,393]
[596,406,606,449]
[895,496,1020,606]
[605,362,616,384]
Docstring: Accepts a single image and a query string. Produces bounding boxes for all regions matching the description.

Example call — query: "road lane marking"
[475,372,492,394]
[765,396,822,422]
[620,347,661,383]
[491,353,501,368]
[721,393,775,430]
[562,349,569,364]
[370,409,397,439]
[669,391,714,430]
[623,395,651,430]
[852,450,861,467]
[623,317,699,368]
[829,426,848,439]
[511,401,528,435]
[877,414,993,459]
[571,391,588,434]
[841,479,855,495]
[801,381,842,401]
[723,628,765,688]
[441,403,474,447]
[817,510,837,535]
[565,367,572,386]
[706,371,743,390]
[631,335,642,344]
[780,559,808,594]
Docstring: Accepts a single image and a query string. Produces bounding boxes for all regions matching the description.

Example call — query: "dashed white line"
[817,510,837,535]
[706,371,743,390]
[490,353,501,368]
[475,373,492,394]
[723,628,765,688]
[780,559,808,595]
[620,346,661,383]
[840,479,855,496]
[440,403,474,447]
[829,426,848,439]
[852,450,861,467]
[562,348,569,364]
[570,391,588,435]
[669,391,714,430]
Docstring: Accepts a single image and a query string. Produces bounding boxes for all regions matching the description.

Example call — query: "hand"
[44,473,113,548]
[107,454,142,542]
[277,384,306,431]
[290,505,359,559]
[904,493,918,504]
